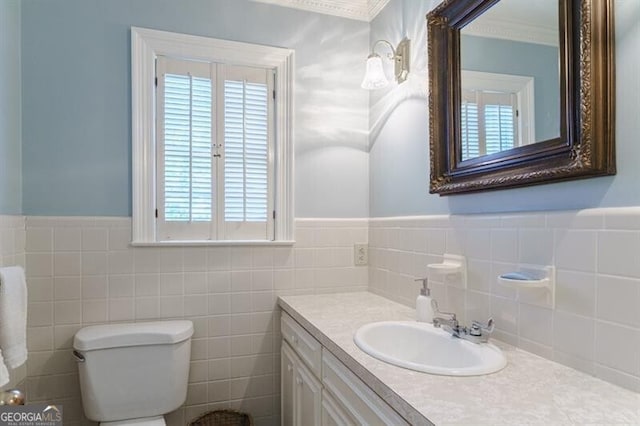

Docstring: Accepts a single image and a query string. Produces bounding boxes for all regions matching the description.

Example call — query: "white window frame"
[131,27,294,245]
[461,70,535,148]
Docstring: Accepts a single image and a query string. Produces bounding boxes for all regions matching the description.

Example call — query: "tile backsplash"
[369,207,640,393]
[23,217,367,425]
[0,215,26,391]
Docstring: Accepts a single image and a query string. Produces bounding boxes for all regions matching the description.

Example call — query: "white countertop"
[278,292,640,425]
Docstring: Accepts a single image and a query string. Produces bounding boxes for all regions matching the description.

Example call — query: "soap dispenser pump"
[415,277,434,323]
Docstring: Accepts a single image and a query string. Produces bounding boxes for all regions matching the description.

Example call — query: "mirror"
[428,0,615,195]
[460,0,560,159]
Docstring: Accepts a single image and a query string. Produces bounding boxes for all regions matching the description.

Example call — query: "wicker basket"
[188,409,253,426]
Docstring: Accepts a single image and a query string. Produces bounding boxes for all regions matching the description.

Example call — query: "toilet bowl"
[73,320,193,425]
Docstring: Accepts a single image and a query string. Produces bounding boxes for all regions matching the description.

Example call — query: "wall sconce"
[361,38,411,90]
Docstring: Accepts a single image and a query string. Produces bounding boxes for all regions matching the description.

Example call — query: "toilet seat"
[101,416,166,426]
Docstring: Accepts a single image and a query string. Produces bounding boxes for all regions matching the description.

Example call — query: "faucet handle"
[470,318,495,336]
[431,299,456,321]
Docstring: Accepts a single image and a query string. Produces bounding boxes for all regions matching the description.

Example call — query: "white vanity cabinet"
[280,312,408,426]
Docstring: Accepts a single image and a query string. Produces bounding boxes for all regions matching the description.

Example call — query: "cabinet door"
[282,341,322,426]
[281,343,296,426]
[295,359,322,426]
[321,389,356,426]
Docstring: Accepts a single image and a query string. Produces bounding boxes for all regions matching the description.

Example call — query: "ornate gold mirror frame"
[428,0,615,195]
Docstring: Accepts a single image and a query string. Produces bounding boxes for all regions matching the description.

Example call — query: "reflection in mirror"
[459,0,560,161]
[428,0,615,195]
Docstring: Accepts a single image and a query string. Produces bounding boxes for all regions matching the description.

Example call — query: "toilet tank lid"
[73,320,194,351]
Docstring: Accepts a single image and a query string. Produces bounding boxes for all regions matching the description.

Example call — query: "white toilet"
[73,320,194,426]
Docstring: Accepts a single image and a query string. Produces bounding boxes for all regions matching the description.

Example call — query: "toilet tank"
[73,320,193,423]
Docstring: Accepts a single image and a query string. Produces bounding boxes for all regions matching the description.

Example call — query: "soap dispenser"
[415,278,434,323]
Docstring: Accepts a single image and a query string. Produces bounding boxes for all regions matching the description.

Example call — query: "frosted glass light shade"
[361,55,389,90]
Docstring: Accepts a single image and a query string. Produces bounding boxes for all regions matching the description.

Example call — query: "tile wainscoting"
[23,217,368,426]
[369,207,640,393]
[0,215,26,391]
[0,215,25,269]
[14,208,640,424]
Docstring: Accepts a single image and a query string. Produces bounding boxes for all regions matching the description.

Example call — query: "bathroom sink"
[354,321,507,376]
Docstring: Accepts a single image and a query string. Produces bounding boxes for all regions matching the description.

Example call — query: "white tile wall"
[369,207,640,393]
[23,217,368,426]
[0,215,25,268]
[19,209,640,423]
[0,215,27,391]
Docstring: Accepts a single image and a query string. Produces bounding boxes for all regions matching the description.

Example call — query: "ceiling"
[250,0,391,22]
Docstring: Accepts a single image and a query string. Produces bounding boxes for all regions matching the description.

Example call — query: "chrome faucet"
[431,300,495,344]
[431,301,458,330]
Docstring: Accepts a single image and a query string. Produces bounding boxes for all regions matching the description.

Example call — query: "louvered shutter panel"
[483,92,516,155]
[163,73,192,221]
[461,91,480,161]
[157,57,215,240]
[220,66,273,240]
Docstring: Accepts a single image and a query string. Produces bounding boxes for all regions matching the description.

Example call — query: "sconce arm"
[371,39,397,60]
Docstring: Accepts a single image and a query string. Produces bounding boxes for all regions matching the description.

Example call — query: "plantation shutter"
[218,65,274,241]
[460,89,517,160]
[156,57,274,241]
[461,90,480,161]
[156,57,215,240]
[483,92,516,155]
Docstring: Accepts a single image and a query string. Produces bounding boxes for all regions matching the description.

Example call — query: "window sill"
[130,240,296,247]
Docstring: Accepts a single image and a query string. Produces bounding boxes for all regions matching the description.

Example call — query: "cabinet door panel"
[322,349,408,426]
[281,312,322,376]
[296,360,322,426]
[321,389,356,426]
[282,340,322,426]
[281,343,296,426]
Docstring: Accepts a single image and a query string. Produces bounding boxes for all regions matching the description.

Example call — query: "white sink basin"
[354,321,507,376]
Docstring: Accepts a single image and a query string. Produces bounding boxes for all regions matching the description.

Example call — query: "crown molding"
[251,0,391,22]
[463,18,559,47]
[368,0,392,20]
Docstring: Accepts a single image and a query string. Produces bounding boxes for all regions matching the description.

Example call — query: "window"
[461,89,517,159]
[460,71,535,162]
[131,28,294,244]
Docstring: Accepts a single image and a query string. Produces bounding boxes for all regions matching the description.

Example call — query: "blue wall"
[17,0,640,218]
[0,0,22,215]
[461,35,560,142]
[369,0,640,217]
[21,0,370,217]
